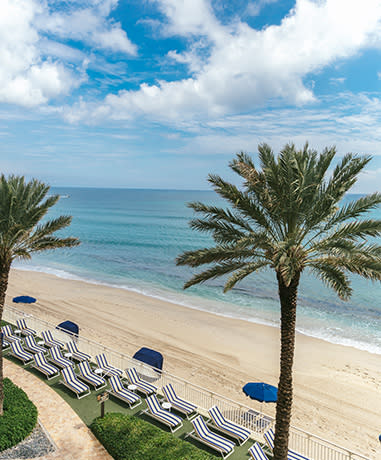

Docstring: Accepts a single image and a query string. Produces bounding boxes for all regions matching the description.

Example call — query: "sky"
[1,0,381,191]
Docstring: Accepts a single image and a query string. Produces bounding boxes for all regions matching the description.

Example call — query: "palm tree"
[176,143,381,460]
[0,175,80,415]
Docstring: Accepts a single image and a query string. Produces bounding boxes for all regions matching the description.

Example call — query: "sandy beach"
[5,268,381,458]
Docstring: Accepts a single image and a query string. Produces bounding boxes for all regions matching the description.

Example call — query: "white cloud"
[0,0,138,108]
[39,1,137,55]
[66,0,381,123]
[0,0,80,107]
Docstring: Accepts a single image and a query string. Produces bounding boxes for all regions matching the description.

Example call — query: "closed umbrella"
[13,296,36,304]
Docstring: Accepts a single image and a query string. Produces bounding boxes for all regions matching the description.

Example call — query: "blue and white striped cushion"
[249,443,269,460]
[192,416,235,454]
[16,319,36,335]
[78,361,105,386]
[264,429,309,460]
[127,368,157,394]
[288,450,310,460]
[50,347,73,367]
[209,405,250,441]
[109,376,139,403]
[96,354,122,375]
[67,341,91,361]
[11,341,33,361]
[163,384,196,414]
[264,429,275,449]
[42,331,64,348]
[62,367,89,393]
[116,388,140,403]
[34,353,58,375]
[2,325,21,342]
[146,395,182,427]
[25,336,45,353]
[109,375,124,392]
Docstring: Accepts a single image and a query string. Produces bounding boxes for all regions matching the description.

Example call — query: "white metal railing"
[2,304,370,460]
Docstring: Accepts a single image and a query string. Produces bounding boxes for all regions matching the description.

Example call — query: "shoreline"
[13,264,381,356]
[5,268,381,457]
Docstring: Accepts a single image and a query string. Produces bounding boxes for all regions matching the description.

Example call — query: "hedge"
[91,412,214,460]
[0,378,38,452]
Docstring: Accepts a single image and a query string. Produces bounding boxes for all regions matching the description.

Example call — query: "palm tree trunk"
[0,260,11,416]
[272,271,300,460]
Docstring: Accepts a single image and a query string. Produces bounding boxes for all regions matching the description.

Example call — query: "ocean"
[14,187,381,355]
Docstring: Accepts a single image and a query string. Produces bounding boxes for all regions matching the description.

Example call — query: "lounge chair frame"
[126,367,157,396]
[264,428,310,460]
[95,353,123,377]
[24,335,48,355]
[9,341,33,365]
[31,354,60,380]
[60,367,91,399]
[33,364,60,380]
[162,383,197,420]
[60,379,91,399]
[141,395,183,433]
[108,389,142,408]
[207,406,250,445]
[107,375,142,409]
[77,361,107,390]
[249,442,270,460]
[186,431,234,459]
[16,319,36,336]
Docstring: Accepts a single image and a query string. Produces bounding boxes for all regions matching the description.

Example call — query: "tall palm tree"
[177,143,381,460]
[0,175,80,415]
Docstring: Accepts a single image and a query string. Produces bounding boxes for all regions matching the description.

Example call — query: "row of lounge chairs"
[2,321,310,460]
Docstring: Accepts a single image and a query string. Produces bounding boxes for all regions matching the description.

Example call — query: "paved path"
[4,360,112,460]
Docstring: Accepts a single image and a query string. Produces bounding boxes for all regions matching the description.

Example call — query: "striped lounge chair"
[249,443,270,460]
[41,330,64,349]
[143,394,183,433]
[32,352,60,380]
[1,334,10,350]
[9,341,33,365]
[24,335,47,354]
[95,353,123,377]
[162,383,197,419]
[78,361,106,390]
[187,415,235,459]
[264,429,310,460]
[49,346,73,368]
[16,318,36,336]
[1,325,22,343]
[208,405,250,445]
[108,375,141,408]
[126,367,157,396]
[61,366,91,399]
[67,341,91,361]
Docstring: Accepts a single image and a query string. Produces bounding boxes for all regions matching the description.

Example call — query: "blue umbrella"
[242,382,278,403]
[13,295,37,304]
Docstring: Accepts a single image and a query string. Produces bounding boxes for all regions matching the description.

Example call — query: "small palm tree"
[177,143,381,460]
[0,175,80,415]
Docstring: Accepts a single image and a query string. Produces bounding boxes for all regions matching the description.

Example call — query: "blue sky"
[1,0,381,191]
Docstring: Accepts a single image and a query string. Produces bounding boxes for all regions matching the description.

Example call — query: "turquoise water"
[15,188,381,354]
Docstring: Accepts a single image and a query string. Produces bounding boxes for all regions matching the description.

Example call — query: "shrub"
[0,378,38,452]
[91,412,214,460]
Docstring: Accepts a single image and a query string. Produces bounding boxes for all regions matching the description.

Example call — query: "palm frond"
[309,261,352,300]
[176,246,259,267]
[183,261,248,289]
[224,260,270,291]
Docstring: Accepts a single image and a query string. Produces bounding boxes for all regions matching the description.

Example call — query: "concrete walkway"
[4,360,113,460]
